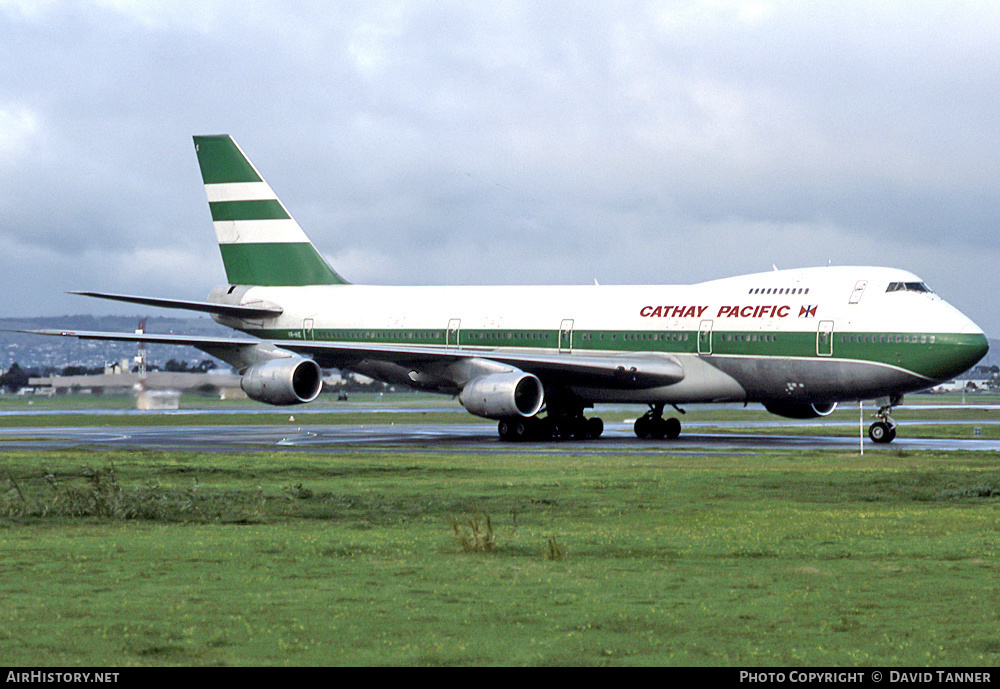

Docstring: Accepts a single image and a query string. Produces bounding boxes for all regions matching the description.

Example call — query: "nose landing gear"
[868,396,901,444]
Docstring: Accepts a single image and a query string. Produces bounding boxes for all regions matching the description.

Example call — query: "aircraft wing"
[271,339,686,389]
[23,329,684,389]
[22,329,260,347]
[19,329,263,367]
[68,291,283,319]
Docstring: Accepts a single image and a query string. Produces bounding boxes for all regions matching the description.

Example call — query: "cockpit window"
[886,281,933,293]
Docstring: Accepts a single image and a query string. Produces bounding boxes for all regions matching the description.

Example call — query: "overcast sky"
[2,1,998,335]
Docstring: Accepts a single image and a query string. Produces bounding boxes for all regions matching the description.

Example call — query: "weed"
[451,513,497,553]
[285,483,314,500]
[933,484,1000,500]
[1,463,268,523]
[547,536,567,561]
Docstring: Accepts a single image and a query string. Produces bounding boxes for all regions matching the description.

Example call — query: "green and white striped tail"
[193,135,347,286]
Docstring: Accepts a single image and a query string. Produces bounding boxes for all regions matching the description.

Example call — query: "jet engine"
[459,372,544,420]
[763,402,837,419]
[241,357,323,405]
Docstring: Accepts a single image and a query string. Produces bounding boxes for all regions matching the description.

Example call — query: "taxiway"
[2,420,999,453]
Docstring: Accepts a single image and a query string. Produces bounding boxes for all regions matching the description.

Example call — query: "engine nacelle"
[764,402,837,419]
[241,357,323,405]
[459,372,544,420]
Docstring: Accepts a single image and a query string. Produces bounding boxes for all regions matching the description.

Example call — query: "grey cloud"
[0,1,997,336]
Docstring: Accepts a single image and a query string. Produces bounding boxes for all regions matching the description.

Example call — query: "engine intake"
[459,372,544,420]
[241,357,323,405]
[764,402,837,419]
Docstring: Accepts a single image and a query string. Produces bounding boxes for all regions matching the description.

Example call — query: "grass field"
[2,439,999,666]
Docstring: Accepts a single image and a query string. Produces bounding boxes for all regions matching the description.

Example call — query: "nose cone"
[945,326,990,380]
[963,331,990,370]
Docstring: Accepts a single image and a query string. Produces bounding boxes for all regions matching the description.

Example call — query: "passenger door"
[559,319,574,353]
[817,320,834,356]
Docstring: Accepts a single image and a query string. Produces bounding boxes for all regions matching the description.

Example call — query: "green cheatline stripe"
[242,326,986,381]
[219,242,347,286]
[194,135,262,185]
[209,200,290,221]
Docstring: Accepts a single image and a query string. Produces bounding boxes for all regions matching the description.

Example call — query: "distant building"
[29,371,243,397]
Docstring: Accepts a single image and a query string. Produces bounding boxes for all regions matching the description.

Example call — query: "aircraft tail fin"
[193,135,347,286]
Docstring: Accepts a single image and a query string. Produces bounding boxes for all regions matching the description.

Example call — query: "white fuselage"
[211,266,987,407]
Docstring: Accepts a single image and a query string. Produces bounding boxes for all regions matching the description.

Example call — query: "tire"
[663,417,681,439]
[649,418,667,440]
[512,419,530,441]
[586,417,604,440]
[868,421,895,444]
[634,416,652,439]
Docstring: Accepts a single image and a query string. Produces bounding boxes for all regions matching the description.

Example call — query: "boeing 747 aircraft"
[28,136,989,443]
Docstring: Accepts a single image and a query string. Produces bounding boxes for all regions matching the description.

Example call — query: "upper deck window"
[886,281,932,293]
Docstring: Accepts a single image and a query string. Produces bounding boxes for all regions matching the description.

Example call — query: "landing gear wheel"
[634,404,681,440]
[868,395,902,444]
[586,416,604,440]
[868,421,896,444]
[634,415,656,439]
[549,419,568,441]
[498,407,603,442]
[498,418,533,442]
[512,419,531,441]
[663,417,681,439]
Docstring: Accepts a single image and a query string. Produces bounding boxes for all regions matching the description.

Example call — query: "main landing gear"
[633,403,682,440]
[497,409,604,442]
[496,402,684,443]
[868,396,900,444]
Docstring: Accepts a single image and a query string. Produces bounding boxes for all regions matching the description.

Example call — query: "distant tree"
[61,365,90,376]
[0,363,30,392]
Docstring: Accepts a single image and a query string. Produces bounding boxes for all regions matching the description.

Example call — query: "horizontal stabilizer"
[69,291,283,318]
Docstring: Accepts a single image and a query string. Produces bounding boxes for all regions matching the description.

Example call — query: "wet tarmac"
[2,419,999,454]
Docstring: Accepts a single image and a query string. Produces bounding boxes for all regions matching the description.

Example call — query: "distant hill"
[1,315,233,372]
